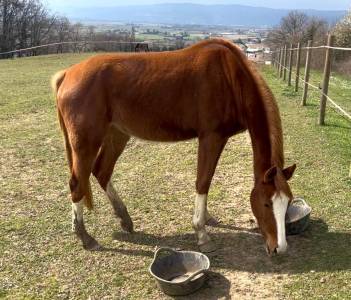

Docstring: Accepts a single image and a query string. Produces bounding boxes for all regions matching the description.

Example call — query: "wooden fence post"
[272,51,275,67]
[301,40,313,106]
[283,44,288,81]
[277,47,282,76]
[279,47,284,78]
[319,34,334,125]
[295,42,301,92]
[288,43,293,86]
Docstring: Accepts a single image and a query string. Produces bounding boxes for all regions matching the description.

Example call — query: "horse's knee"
[69,174,78,193]
[69,174,86,203]
[92,156,113,190]
[93,170,110,191]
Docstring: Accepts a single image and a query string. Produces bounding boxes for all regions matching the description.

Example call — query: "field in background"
[0,54,350,299]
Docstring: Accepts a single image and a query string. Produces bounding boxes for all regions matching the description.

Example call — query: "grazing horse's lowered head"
[251,164,296,255]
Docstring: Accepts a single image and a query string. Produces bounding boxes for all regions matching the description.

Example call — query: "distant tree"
[0,0,22,53]
[304,17,328,42]
[0,0,58,55]
[333,10,351,62]
[267,11,328,48]
[70,22,83,52]
[267,11,308,46]
[28,1,56,48]
[87,25,96,41]
[333,9,351,48]
[54,17,70,53]
[131,25,135,41]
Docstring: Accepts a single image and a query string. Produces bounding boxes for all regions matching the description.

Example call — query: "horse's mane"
[248,62,284,169]
[198,39,284,169]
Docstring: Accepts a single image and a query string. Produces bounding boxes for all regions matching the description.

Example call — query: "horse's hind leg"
[70,145,101,250]
[93,127,133,233]
[194,133,227,252]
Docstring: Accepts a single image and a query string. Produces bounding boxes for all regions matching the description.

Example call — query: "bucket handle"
[290,197,310,208]
[151,247,178,265]
[182,267,208,284]
[151,247,209,284]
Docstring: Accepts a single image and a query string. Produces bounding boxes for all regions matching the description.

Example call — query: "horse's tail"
[52,70,93,210]
[52,70,71,168]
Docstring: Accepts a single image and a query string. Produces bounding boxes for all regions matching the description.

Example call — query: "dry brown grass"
[0,55,350,299]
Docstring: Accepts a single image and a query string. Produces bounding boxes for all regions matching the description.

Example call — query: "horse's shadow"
[102,218,350,276]
[97,218,350,299]
[177,271,232,300]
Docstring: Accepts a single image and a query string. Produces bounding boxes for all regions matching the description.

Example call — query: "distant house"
[246,48,263,54]
[233,39,248,52]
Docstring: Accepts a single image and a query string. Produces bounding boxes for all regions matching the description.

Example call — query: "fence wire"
[0,41,152,56]
[272,57,351,121]
[272,45,351,53]
[1,39,350,122]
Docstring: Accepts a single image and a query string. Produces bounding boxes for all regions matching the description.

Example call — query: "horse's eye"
[264,203,270,208]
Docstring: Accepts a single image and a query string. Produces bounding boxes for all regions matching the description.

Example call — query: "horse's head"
[250,164,296,255]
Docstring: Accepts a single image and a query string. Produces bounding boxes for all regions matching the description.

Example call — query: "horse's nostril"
[274,248,278,254]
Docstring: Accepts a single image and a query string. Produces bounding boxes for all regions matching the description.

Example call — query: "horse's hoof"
[199,240,217,253]
[206,217,220,227]
[83,237,102,251]
[121,216,134,233]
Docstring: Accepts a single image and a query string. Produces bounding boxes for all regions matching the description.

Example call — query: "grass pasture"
[0,54,350,299]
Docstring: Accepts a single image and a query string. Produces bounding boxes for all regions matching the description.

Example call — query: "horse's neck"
[245,89,284,182]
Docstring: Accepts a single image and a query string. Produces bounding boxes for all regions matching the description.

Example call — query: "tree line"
[0,0,136,56]
[267,10,351,48]
[266,10,351,73]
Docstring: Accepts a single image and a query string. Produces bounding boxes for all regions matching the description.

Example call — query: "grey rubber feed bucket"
[149,247,210,296]
[286,197,312,235]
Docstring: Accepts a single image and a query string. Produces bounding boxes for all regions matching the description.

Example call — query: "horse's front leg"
[193,133,227,252]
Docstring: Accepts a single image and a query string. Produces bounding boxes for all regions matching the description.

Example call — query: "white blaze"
[272,192,289,253]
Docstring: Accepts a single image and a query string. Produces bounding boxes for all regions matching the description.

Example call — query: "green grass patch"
[264,65,350,299]
[0,54,349,299]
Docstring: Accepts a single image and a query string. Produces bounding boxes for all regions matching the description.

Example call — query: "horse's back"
[57,39,248,141]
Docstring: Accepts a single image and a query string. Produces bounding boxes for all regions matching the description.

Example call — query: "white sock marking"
[72,199,84,231]
[106,181,125,206]
[106,181,118,201]
[272,192,289,253]
[193,194,211,245]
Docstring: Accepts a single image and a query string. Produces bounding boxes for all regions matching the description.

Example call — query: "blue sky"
[45,1,350,11]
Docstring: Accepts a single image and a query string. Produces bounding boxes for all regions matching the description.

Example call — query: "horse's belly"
[111,119,197,142]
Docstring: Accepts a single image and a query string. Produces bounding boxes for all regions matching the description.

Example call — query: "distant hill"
[60,3,346,26]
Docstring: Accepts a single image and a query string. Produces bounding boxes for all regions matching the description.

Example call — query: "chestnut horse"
[52,39,296,254]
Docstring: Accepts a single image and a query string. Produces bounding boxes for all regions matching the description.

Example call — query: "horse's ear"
[283,164,296,181]
[263,166,277,183]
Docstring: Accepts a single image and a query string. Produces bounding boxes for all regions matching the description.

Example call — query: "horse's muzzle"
[266,242,288,256]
